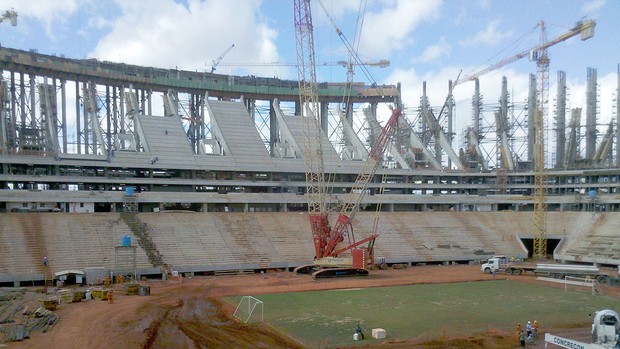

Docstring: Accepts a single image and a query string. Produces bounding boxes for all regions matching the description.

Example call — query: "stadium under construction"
[1,46,619,286]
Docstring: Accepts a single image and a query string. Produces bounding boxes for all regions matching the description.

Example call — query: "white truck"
[480,256,609,283]
[545,309,620,348]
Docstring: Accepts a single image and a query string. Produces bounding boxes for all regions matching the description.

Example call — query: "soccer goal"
[233,296,264,323]
[564,276,599,295]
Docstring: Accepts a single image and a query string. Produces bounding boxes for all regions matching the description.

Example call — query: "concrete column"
[472,79,481,137]
[61,80,67,153]
[616,64,620,167]
[75,79,81,154]
[320,102,329,135]
[269,100,277,157]
[527,74,536,162]
[421,81,429,144]
[585,67,597,160]
[555,71,566,168]
[447,80,454,169]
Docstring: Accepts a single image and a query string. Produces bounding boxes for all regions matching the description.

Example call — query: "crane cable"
[317,0,386,97]
[460,23,538,84]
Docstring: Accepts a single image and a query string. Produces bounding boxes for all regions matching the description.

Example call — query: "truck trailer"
[481,256,609,283]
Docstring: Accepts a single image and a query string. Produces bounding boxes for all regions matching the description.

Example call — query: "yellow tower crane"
[453,19,595,258]
[532,19,595,258]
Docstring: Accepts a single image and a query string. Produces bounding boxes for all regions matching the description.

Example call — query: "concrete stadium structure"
[1,47,619,286]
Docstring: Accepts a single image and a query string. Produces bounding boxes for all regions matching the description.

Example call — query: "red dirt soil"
[9,265,619,349]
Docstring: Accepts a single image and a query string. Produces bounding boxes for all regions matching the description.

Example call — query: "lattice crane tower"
[533,21,550,258]
[532,19,595,258]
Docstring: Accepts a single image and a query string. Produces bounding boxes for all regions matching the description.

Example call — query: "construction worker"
[43,256,47,267]
[96,275,101,285]
[515,323,521,340]
[355,324,364,340]
[107,290,113,304]
[519,329,526,348]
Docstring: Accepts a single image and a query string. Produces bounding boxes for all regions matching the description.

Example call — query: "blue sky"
[0,0,618,135]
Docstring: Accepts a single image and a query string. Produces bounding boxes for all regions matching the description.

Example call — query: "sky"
[0,0,618,150]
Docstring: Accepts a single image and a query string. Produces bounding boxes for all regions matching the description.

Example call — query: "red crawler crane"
[294,0,402,278]
[294,0,401,278]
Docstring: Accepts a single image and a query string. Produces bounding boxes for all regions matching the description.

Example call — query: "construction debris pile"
[0,288,61,343]
[0,282,147,344]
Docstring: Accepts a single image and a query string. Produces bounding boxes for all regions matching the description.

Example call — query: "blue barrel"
[125,187,135,195]
[589,190,597,198]
[121,235,131,246]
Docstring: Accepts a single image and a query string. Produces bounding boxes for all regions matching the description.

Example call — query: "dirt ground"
[7,265,620,349]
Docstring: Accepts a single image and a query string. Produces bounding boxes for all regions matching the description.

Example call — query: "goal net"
[233,296,264,323]
[564,276,599,295]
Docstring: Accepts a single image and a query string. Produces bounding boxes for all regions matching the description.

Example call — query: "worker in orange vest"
[107,290,113,304]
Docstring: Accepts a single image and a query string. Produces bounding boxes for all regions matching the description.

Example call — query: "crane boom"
[217,59,389,68]
[210,44,235,73]
[454,19,595,87]
[294,0,330,260]
[325,106,402,258]
[0,8,17,26]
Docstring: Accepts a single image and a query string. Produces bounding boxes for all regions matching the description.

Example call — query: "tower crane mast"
[449,18,595,258]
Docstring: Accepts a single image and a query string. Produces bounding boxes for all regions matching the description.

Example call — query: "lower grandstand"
[0,211,617,287]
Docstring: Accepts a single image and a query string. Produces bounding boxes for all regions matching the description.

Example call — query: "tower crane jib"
[454,19,596,88]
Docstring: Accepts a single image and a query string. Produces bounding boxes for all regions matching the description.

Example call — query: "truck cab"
[592,309,620,346]
[480,256,508,274]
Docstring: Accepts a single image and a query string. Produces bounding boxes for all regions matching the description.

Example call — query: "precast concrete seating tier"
[137,115,196,166]
[137,212,314,271]
[0,213,151,279]
[1,211,618,283]
[273,111,343,172]
[355,212,528,263]
[207,100,273,166]
[557,212,620,263]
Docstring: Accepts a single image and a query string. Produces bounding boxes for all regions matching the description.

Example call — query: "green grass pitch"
[226,279,618,348]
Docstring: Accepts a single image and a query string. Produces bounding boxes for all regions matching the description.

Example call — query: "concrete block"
[372,328,386,339]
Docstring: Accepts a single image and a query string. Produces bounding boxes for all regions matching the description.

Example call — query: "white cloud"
[581,0,607,16]
[355,0,443,58]
[459,20,513,48]
[89,0,284,77]
[416,37,451,63]
[0,0,82,39]
[315,0,363,19]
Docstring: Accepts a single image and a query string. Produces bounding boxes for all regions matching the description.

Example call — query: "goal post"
[233,296,264,323]
[564,276,599,295]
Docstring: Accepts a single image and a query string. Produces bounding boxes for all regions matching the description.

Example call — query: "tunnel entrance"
[520,238,561,259]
